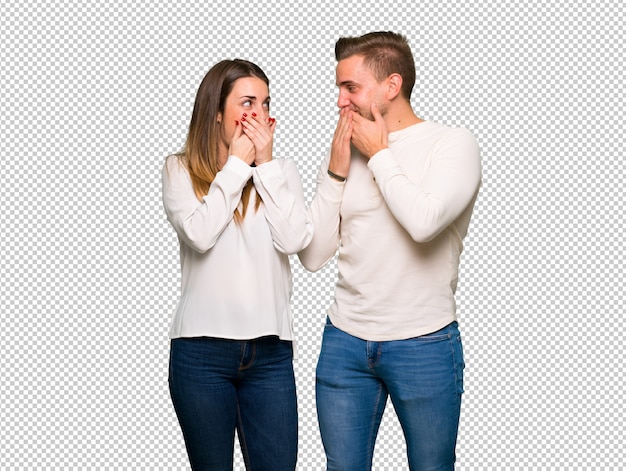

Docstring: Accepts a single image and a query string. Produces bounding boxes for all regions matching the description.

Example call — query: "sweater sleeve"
[161,155,253,253]
[368,128,482,243]
[252,158,314,255]
[297,153,344,272]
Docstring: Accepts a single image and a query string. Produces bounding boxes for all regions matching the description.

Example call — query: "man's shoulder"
[417,121,478,149]
[419,120,474,136]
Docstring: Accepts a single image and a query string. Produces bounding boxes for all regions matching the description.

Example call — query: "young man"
[299,32,482,470]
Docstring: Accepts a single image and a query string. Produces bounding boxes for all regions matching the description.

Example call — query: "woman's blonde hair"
[178,59,268,222]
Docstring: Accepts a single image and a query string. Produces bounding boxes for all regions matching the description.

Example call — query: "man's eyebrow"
[337,80,358,87]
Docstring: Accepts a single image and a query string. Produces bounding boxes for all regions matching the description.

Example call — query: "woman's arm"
[253,158,314,255]
[161,155,253,253]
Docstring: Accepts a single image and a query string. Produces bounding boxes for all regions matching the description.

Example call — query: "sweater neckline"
[388,120,434,143]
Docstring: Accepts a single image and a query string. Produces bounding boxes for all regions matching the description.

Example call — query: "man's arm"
[298,108,354,271]
[297,154,344,271]
[369,128,482,242]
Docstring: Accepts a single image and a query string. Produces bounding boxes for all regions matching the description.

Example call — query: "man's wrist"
[365,145,388,159]
[327,169,347,182]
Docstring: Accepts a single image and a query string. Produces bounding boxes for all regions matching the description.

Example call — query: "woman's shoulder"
[162,153,190,182]
[163,153,188,170]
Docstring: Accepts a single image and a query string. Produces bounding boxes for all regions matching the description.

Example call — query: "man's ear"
[386,73,403,100]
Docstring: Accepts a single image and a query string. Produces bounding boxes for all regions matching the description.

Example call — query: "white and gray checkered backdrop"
[1,0,623,469]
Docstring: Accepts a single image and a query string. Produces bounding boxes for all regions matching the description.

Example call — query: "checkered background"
[1,0,623,469]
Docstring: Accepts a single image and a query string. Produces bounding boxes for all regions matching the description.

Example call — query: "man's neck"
[384,102,423,133]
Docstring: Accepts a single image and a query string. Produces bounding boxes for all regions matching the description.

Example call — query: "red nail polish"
[252,112,257,117]
[242,113,247,117]
[241,117,246,122]
[235,120,239,126]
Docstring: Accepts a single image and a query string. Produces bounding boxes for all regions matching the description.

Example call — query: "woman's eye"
[263,102,270,109]
[242,100,251,107]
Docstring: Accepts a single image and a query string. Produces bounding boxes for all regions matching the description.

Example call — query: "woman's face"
[218,76,271,159]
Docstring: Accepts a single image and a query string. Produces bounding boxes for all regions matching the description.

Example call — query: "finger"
[350,110,365,125]
[232,119,243,139]
[245,112,269,130]
[335,109,352,135]
[263,116,276,135]
[371,102,383,121]
[242,121,265,141]
[243,119,273,150]
[243,114,269,137]
[338,112,353,140]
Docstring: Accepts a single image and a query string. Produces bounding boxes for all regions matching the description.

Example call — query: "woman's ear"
[217,112,223,124]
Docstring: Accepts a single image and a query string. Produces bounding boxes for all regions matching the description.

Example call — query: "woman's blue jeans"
[169,336,297,471]
[316,318,464,471]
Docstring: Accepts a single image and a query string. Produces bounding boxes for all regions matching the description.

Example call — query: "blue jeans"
[169,336,297,471]
[316,318,464,471]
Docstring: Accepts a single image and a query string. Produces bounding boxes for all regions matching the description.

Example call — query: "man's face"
[335,54,387,120]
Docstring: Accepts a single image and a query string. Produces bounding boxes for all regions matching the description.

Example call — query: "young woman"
[162,59,313,470]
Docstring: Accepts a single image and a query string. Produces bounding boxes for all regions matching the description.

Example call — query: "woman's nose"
[254,105,270,119]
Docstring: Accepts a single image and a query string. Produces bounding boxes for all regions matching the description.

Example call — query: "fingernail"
[235,120,239,126]
[251,112,257,117]
[241,117,246,122]
[242,113,247,117]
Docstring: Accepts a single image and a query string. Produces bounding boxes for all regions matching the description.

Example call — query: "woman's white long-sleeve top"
[162,155,313,341]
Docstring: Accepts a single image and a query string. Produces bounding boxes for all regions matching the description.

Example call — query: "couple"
[162,31,482,471]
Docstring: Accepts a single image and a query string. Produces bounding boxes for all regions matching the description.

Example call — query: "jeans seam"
[451,334,463,394]
[236,400,252,470]
[450,336,457,390]
[366,382,384,469]
[239,340,256,372]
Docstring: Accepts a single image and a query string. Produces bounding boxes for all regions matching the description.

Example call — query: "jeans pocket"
[415,332,451,342]
[414,323,453,343]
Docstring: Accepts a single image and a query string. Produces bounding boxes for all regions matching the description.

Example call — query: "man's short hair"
[335,31,416,101]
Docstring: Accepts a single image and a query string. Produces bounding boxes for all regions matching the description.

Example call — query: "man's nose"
[337,92,350,109]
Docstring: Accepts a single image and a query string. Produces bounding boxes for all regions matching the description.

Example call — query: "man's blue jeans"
[169,336,297,471]
[316,318,464,471]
